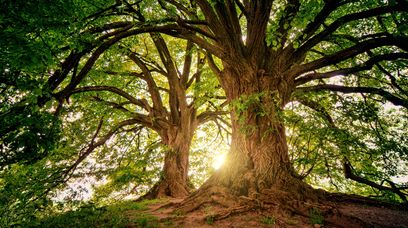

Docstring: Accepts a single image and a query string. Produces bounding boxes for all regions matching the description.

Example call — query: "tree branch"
[292,2,407,61]
[294,53,408,85]
[56,23,184,97]
[69,85,152,111]
[127,52,166,112]
[276,0,300,47]
[344,161,407,202]
[297,84,408,108]
[197,110,229,125]
[62,118,141,182]
[292,36,408,76]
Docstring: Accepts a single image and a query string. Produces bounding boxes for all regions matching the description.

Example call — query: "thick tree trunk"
[179,65,318,212]
[216,67,312,194]
[151,133,192,198]
[142,112,197,199]
[141,143,191,199]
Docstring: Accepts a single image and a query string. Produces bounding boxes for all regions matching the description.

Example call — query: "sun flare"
[212,153,226,170]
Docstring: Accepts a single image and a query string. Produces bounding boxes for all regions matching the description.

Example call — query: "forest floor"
[124,197,408,228]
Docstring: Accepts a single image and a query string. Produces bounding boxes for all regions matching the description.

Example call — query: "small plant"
[173,209,184,217]
[205,215,215,225]
[309,208,324,225]
[286,218,298,225]
[261,215,275,225]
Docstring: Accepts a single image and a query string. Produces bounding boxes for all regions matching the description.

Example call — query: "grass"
[31,199,162,228]
[286,218,298,225]
[260,215,275,226]
[205,215,215,225]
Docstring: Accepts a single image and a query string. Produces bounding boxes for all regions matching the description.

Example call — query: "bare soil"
[137,197,408,228]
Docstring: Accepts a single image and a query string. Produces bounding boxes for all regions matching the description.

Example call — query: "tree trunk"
[180,65,318,212]
[142,113,197,199]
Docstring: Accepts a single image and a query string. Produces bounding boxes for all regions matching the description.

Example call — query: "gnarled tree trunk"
[180,65,318,213]
[141,107,197,199]
[216,67,312,195]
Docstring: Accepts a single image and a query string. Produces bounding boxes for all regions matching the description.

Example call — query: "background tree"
[61,32,227,198]
[1,0,227,201]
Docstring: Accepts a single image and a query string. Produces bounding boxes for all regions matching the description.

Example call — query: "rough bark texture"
[143,126,195,199]
[178,64,319,215]
[141,103,198,199]
[213,67,305,194]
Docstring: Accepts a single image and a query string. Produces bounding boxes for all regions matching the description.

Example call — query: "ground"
[37,196,408,227]
[136,198,408,228]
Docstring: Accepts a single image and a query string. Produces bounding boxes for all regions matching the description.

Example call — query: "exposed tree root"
[168,181,406,227]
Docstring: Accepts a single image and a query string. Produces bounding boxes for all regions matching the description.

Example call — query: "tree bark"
[179,65,318,212]
[141,109,197,199]
[216,67,313,196]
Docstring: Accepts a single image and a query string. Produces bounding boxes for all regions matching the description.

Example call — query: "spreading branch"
[344,161,407,202]
[297,84,408,108]
[292,2,408,62]
[292,36,408,77]
[294,53,408,85]
[295,96,408,202]
[69,85,152,111]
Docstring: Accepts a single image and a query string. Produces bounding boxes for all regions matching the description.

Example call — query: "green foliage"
[0,105,61,165]
[232,92,266,117]
[260,215,276,225]
[0,161,65,227]
[0,69,61,166]
[286,92,408,201]
[1,0,407,223]
[205,214,215,225]
[32,200,160,228]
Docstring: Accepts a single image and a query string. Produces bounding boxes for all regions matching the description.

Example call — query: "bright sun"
[212,153,226,169]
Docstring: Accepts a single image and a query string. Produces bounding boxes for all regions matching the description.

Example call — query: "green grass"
[30,200,161,228]
[260,215,275,226]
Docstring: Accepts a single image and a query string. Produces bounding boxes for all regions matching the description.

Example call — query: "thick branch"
[344,161,407,202]
[296,1,347,44]
[150,33,186,124]
[297,84,408,108]
[292,36,407,76]
[295,53,408,85]
[181,41,194,86]
[127,52,166,112]
[293,2,407,61]
[69,85,152,111]
[246,0,273,57]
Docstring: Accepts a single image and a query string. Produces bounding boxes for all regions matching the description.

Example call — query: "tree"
[1,0,227,200]
[62,33,227,198]
[88,0,408,212]
[2,0,408,222]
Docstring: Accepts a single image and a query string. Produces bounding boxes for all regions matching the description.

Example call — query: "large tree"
[63,33,227,198]
[93,0,408,211]
[1,0,227,199]
[2,0,408,222]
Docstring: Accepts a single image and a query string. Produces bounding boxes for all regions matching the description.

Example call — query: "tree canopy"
[1,0,408,226]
